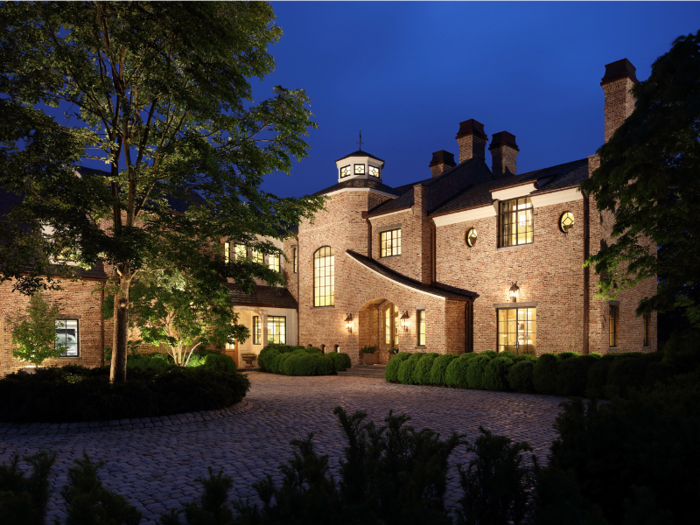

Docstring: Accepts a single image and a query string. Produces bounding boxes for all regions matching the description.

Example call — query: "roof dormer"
[335,150,385,183]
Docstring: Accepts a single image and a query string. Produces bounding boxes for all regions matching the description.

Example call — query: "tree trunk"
[110,271,131,383]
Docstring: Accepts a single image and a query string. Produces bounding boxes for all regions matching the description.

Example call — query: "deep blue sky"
[253,1,700,198]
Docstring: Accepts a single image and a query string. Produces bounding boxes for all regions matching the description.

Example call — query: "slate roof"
[346,250,477,300]
[227,283,298,309]
[313,178,401,197]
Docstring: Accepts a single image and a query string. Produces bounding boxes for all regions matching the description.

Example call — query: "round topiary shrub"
[559,351,579,361]
[315,354,336,375]
[398,353,424,385]
[385,352,411,382]
[430,354,458,385]
[483,356,514,391]
[556,354,598,397]
[533,353,560,395]
[202,352,237,374]
[585,355,615,399]
[329,352,351,372]
[274,352,294,374]
[445,354,475,388]
[257,347,280,372]
[507,360,535,392]
[466,354,493,389]
[412,353,439,385]
[305,346,322,354]
[662,330,700,369]
[606,354,648,398]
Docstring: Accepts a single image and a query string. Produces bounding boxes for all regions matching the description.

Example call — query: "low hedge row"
[258,344,351,376]
[386,331,697,398]
[0,364,250,423]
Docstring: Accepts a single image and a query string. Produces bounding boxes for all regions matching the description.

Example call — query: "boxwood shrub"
[533,353,560,395]
[556,354,599,397]
[0,365,250,423]
[507,360,535,392]
[397,353,424,385]
[445,354,477,388]
[586,355,615,399]
[430,354,457,385]
[385,352,411,382]
[329,352,351,372]
[482,356,513,391]
[466,354,492,390]
[413,353,439,385]
[258,345,347,376]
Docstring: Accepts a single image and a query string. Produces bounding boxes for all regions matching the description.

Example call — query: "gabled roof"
[313,178,401,197]
[227,283,298,309]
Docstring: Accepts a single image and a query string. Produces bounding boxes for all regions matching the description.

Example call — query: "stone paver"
[0,373,565,524]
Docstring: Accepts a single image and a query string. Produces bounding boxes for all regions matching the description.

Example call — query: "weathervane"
[357,130,363,151]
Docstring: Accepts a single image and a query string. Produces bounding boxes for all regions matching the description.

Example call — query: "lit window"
[380,228,401,257]
[499,197,533,247]
[235,244,247,259]
[643,313,651,347]
[417,310,426,346]
[497,308,536,355]
[224,242,230,263]
[354,164,365,175]
[560,211,575,233]
[384,304,398,346]
[313,246,334,307]
[267,253,280,272]
[369,166,380,177]
[55,319,79,357]
[609,305,619,347]
[252,249,264,265]
[466,228,477,247]
[253,316,261,345]
[293,246,298,273]
[340,165,352,178]
[267,316,286,344]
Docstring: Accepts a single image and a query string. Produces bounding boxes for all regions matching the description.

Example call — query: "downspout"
[583,193,590,354]
[366,216,373,259]
[430,219,437,285]
[296,234,300,346]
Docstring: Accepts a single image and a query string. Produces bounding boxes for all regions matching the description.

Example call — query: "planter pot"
[241,355,257,369]
[362,352,377,365]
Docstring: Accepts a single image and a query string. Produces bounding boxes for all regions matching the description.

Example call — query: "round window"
[560,211,575,233]
[466,228,477,247]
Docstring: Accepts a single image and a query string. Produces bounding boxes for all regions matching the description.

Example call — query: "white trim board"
[529,187,583,207]
[491,182,537,201]
[324,187,398,199]
[432,205,496,227]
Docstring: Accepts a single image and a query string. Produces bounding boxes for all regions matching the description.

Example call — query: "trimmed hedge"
[0,365,250,423]
[413,353,439,385]
[429,354,457,385]
[507,360,535,392]
[466,354,492,390]
[483,356,513,391]
[385,352,411,382]
[556,354,599,397]
[533,353,560,395]
[398,353,424,385]
[257,344,349,376]
[445,354,474,388]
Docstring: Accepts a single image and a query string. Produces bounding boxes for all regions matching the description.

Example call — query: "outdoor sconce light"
[509,283,520,303]
[400,311,410,332]
[345,314,353,333]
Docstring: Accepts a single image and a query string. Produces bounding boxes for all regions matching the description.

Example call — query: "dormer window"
[354,164,365,175]
[369,166,380,177]
[340,165,352,178]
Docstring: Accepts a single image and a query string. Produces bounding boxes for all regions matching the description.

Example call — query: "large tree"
[582,30,700,328]
[0,1,324,381]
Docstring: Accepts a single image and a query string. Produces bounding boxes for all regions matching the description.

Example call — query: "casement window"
[417,310,426,346]
[380,228,401,257]
[609,305,619,347]
[497,308,536,355]
[235,244,247,260]
[354,164,365,175]
[499,197,534,247]
[267,253,280,272]
[369,166,380,177]
[643,313,651,347]
[340,165,351,178]
[55,319,79,357]
[384,304,398,346]
[293,247,298,273]
[267,316,286,344]
[252,249,264,265]
[253,316,262,345]
[313,246,334,307]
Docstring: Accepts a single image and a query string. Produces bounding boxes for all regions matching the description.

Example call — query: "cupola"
[335,150,385,183]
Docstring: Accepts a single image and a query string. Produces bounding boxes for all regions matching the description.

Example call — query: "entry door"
[225,339,239,367]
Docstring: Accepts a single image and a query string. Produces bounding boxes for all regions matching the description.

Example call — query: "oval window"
[466,228,477,247]
[560,211,575,233]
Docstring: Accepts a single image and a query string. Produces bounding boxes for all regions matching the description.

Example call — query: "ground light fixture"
[345,314,353,333]
[400,311,410,332]
[509,283,520,303]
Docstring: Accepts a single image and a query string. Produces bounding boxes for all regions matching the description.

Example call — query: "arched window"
[313,246,335,306]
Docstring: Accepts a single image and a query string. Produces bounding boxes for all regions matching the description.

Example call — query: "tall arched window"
[313,246,334,306]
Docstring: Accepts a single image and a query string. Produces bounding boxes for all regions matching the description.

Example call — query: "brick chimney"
[601,59,639,143]
[456,119,487,163]
[429,150,456,178]
[489,131,519,177]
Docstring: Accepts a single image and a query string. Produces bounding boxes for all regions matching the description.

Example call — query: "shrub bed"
[256,344,349,376]
[0,365,250,423]
[385,352,411,382]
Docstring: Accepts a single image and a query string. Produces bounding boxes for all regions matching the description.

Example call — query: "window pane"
[55,319,79,357]
[314,247,334,306]
[418,310,426,346]
[380,229,401,257]
[253,316,261,345]
[500,198,533,247]
[497,308,536,355]
[267,316,286,344]
[268,254,280,272]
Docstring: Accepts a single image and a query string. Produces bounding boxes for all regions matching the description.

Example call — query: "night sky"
[251,1,700,198]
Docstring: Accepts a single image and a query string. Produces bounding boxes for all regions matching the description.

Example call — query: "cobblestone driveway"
[0,373,565,524]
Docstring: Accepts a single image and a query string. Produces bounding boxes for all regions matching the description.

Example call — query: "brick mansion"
[0,58,657,374]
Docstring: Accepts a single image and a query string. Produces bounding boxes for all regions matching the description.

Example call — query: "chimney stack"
[489,132,519,178]
[456,119,487,163]
[601,59,639,143]
[429,150,456,178]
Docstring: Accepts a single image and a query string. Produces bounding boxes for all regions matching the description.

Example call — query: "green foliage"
[605,353,651,398]
[6,292,65,366]
[533,353,560,395]
[397,353,424,385]
[581,31,700,327]
[0,451,55,525]
[445,354,478,388]
[482,356,514,392]
[61,454,141,525]
[127,352,171,372]
[662,329,700,370]
[202,353,237,374]
[457,427,534,525]
[329,352,351,372]
[429,354,458,385]
[360,345,378,354]
[260,346,341,376]
[0,366,250,423]
[585,355,615,399]
[305,346,322,354]
[412,353,439,385]
[466,354,492,390]
[385,352,411,382]
[556,354,600,397]
[161,468,235,525]
[507,361,535,393]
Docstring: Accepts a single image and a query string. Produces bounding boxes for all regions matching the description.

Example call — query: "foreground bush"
[0,366,250,423]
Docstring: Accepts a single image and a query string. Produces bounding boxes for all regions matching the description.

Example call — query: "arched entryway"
[358,298,400,364]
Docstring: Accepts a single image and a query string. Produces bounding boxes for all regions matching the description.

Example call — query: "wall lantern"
[400,311,410,332]
[345,314,353,333]
[509,283,520,303]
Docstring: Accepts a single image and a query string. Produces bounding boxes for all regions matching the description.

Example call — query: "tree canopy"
[582,30,700,328]
[0,1,324,381]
